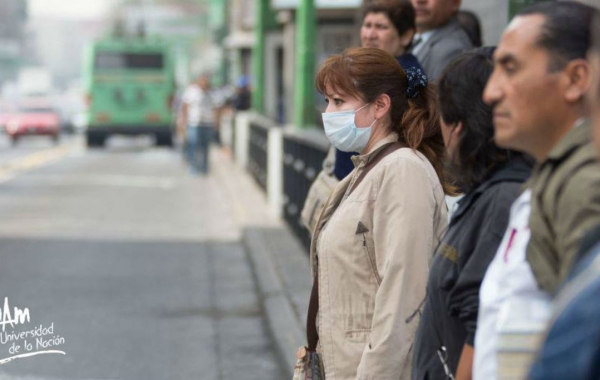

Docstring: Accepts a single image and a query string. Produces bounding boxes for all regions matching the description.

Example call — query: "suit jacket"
[411,17,473,81]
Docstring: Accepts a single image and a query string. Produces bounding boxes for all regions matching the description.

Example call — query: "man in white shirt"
[474,2,599,379]
[180,74,216,175]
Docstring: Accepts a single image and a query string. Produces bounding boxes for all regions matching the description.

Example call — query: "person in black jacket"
[411,47,532,380]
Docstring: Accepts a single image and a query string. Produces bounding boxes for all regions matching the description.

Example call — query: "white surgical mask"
[322,103,376,153]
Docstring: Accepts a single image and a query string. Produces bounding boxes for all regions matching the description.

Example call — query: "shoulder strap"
[348,142,405,196]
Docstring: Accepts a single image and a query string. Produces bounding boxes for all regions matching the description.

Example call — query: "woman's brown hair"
[315,47,453,194]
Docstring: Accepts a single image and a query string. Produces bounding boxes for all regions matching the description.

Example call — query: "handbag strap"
[306,140,405,351]
[306,273,319,351]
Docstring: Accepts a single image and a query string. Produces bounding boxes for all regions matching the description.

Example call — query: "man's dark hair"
[438,47,527,190]
[457,10,482,48]
[592,11,600,55]
[519,1,597,71]
[361,0,415,37]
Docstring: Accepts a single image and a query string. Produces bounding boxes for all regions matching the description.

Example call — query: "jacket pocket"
[362,233,382,286]
[345,328,371,343]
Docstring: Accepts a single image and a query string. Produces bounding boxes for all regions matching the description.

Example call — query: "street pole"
[293,0,316,129]
[252,0,268,113]
[209,0,227,86]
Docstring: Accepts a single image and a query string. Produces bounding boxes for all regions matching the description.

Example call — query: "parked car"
[5,106,60,145]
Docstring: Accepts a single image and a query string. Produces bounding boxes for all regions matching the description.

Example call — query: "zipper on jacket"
[363,233,382,285]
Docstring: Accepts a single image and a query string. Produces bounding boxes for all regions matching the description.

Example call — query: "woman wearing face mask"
[411,48,532,380]
[301,1,423,233]
[333,0,423,181]
[302,47,450,380]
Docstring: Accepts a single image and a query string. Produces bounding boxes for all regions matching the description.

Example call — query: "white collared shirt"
[473,189,552,380]
[411,30,435,56]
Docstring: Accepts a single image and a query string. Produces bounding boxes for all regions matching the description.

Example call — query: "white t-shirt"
[182,84,215,127]
[473,189,552,380]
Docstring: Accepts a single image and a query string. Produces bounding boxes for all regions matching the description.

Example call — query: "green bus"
[83,38,175,147]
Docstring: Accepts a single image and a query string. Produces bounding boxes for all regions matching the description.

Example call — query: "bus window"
[94,52,164,70]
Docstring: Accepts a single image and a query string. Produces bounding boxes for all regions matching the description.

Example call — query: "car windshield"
[94,52,164,70]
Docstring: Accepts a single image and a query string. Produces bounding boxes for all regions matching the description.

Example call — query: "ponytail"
[400,84,456,195]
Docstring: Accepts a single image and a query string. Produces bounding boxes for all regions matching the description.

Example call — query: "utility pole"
[252,0,269,112]
[293,0,316,129]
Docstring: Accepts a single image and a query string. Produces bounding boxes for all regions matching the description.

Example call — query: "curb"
[242,227,308,375]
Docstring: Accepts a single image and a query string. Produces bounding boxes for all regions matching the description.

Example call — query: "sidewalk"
[213,147,311,375]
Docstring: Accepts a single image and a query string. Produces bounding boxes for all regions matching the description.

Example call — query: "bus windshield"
[94,52,164,70]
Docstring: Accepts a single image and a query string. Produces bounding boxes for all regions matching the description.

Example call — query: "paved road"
[0,133,285,380]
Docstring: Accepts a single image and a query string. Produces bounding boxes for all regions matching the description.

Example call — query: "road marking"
[25,174,178,190]
[0,350,65,365]
[0,145,75,184]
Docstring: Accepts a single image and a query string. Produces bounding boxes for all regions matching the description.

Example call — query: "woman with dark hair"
[457,10,482,48]
[361,0,423,71]
[302,47,450,379]
[411,47,532,380]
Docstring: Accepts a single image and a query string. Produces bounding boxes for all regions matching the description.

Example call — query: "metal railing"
[282,132,328,251]
[247,122,269,192]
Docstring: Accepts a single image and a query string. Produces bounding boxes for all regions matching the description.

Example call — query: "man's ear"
[563,59,590,103]
[374,94,391,119]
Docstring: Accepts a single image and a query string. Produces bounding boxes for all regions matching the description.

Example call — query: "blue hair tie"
[405,67,428,99]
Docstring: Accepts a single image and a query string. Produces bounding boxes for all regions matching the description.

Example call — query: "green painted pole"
[209,0,227,86]
[294,0,316,129]
[252,0,268,112]
[508,0,553,20]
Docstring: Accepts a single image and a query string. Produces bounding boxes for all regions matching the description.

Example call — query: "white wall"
[460,0,509,47]
[461,0,600,47]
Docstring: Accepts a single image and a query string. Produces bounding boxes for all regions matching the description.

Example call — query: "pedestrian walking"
[473,3,600,379]
[232,76,252,111]
[301,47,450,380]
[411,47,532,380]
[180,74,218,175]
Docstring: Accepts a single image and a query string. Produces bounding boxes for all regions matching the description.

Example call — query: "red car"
[5,107,60,145]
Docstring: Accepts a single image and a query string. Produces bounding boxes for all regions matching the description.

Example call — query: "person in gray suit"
[410,0,473,80]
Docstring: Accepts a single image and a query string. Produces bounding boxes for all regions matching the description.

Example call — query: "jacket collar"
[350,132,399,168]
[449,157,532,225]
[423,17,461,51]
[543,118,590,163]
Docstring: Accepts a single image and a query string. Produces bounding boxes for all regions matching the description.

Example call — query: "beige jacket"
[310,133,448,380]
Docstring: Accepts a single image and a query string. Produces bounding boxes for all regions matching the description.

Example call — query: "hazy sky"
[29,0,118,20]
